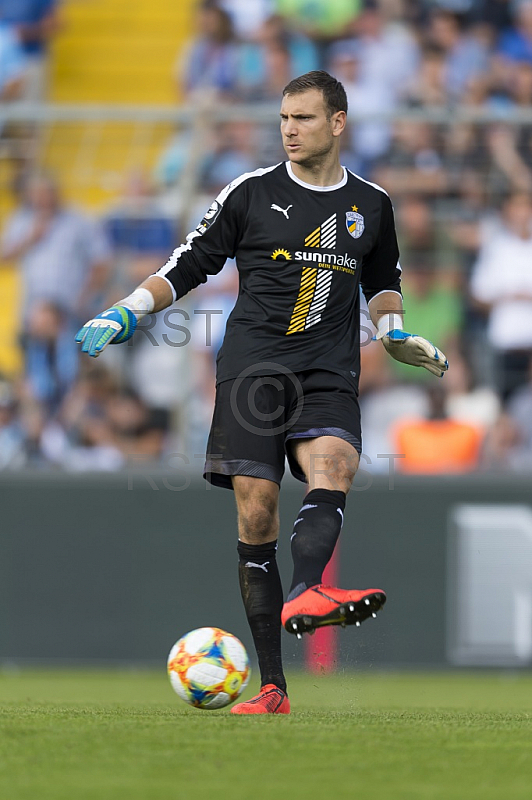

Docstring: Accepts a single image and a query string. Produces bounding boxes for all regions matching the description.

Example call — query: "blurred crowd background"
[1,0,532,475]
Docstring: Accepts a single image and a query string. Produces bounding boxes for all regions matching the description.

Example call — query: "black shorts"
[204,369,362,490]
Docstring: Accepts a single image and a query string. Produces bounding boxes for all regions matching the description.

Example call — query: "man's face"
[27,178,59,213]
[280,89,343,166]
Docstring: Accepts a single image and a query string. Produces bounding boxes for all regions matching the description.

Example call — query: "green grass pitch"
[0,669,530,800]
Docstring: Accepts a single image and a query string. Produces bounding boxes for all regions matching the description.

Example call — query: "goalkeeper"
[76,71,448,715]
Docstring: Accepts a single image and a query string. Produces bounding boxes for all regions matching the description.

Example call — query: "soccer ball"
[167,627,250,709]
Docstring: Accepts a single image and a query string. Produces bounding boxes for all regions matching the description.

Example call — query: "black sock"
[237,540,286,693]
[288,488,346,600]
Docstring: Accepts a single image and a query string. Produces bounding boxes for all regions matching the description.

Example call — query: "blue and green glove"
[75,306,137,357]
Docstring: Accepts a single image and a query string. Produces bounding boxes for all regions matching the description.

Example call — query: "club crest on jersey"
[346,208,365,240]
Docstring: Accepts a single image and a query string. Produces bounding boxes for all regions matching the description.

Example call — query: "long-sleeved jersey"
[156,161,401,390]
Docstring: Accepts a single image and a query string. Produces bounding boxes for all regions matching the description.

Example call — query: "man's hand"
[381,329,449,377]
[75,306,137,357]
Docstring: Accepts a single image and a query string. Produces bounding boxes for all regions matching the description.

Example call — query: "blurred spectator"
[237,23,305,167]
[501,356,532,469]
[177,0,240,101]
[328,39,394,175]
[359,376,431,472]
[397,194,453,271]
[41,373,167,471]
[429,9,490,101]
[480,409,522,469]
[486,117,532,194]
[220,0,274,38]
[373,121,447,198]
[0,172,112,327]
[15,395,50,466]
[21,299,78,411]
[0,379,26,468]
[392,383,484,473]
[406,43,448,106]
[497,0,532,65]
[444,352,501,429]
[60,363,117,432]
[105,389,166,461]
[276,0,360,46]
[348,0,420,102]
[199,121,257,192]
[471,0,512,34]
[237,14,319,97]
[0,0,60,100]
[444,122,489,204]
[154,129,195,193]
[480,62,532,194]
[104,169,175,298]
[509,57,532,106]
[470,192,532,399]
[0,10,26,105]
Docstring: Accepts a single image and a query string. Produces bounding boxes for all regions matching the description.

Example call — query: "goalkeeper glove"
[380,329,449,377]
[75,305,137,357]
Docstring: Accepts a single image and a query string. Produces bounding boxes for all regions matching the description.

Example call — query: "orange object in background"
[393,417,483,474]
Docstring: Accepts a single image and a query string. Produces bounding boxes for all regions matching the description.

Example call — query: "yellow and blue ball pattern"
[167,627,250,710]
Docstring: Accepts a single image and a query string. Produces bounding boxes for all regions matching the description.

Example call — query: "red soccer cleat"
[230,684,290,715]
[281,584,386,637]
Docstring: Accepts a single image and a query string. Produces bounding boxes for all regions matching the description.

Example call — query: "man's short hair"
[283,71,348,117]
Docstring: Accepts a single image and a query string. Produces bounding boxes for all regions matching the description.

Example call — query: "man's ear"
[332,110,347,137]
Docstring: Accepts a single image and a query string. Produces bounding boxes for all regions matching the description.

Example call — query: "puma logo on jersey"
[271,203,293,219]
[245,561,269,572]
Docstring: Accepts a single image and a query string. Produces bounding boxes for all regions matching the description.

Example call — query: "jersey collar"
[285,161,347,192]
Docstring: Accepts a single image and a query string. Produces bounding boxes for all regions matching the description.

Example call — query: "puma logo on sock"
[245,561,269,572]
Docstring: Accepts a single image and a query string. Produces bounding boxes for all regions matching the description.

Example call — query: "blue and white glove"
[381,329,449,377]
[75,305,137,357]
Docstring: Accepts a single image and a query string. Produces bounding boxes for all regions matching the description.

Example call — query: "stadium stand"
[2,0,532,470]
[0,0,196,376]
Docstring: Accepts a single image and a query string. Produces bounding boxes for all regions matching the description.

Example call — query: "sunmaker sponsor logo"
[271,249,357,271]
[294,250,357,270]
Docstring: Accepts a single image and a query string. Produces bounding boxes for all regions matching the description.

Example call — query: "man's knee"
[233,477,279,544]
[239,502,278,543]
[307,448,359,492]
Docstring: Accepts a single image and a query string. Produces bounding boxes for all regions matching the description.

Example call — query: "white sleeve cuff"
[376,313,404,340]
[119,287,155,317]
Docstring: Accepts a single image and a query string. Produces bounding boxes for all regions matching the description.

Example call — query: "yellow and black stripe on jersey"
[287,214,337,334]
[286,267,333,334]
[304,213,336,249]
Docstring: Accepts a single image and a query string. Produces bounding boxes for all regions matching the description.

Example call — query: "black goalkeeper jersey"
[156,161,401,390]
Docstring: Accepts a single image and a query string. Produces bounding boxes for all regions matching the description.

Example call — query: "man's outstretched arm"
[76,175,247,358]
[75,276,173,357]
